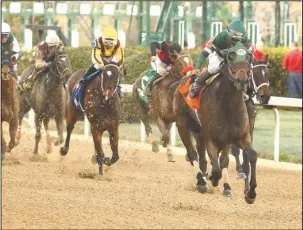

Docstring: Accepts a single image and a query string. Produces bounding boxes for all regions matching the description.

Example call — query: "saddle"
[178,72,220,110]
[72,69,102,112]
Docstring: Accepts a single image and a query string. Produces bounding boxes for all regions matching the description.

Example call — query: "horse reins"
[251,64,269,93]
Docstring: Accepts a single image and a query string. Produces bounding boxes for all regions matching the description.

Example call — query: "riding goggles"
[103,38,117,47]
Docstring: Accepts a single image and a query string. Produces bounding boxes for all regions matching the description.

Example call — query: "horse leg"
[139,101,159,153]
[193,133,209,193]
[91,130,104,175]
[173,91,198,163]
[43,118,52,154]
[238,133,257,204]
[206,140,221,187]
[33,115,42,155]
[7,115,18,153]
[231,144,246,179]
[220,145,232,197]
[60,103,78,156]
[104,126,119,166]
[156,117,174,162]
[54,113,64,146]
[16,98,30,145]
[1,123,7,159]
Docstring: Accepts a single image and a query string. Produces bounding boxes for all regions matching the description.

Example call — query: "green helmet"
[227,21,247,41]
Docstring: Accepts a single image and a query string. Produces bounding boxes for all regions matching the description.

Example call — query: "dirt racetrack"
[2,125,302,229]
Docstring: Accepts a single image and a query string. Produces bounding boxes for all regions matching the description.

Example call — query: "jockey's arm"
[91,38,104,69]
[10,36,20,64]
[195,49,211,69]
[34,49,48,71]
[116,47,124,68]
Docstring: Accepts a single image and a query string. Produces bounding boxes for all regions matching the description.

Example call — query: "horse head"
[49,54,72,84]
[1,51,12,81]
[101,62,120,101]
[251,55,271,104]
[169,50,193,78]
[226,41,254,92]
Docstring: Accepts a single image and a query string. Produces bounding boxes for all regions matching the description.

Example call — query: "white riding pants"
[207,52,224,74]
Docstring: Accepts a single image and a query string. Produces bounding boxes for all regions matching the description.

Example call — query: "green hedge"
[17,46,291,123]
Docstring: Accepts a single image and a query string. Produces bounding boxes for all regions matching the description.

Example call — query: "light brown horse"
[174,42,258,204]
[133,51,193,162]
[1,53,19,159]
[60,63,121,175]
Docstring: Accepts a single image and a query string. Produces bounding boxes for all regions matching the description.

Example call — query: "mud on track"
[2,125,302,229]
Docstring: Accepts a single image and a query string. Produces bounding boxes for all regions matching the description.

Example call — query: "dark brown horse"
[1,52,19,159]
[231,57,271,179]
[17,54,71,154]
[133,51,193,161]
[174,42,258,204]
[60,63,121,175]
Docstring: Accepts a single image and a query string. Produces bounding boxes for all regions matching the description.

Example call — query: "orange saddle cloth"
[177,72,220,110]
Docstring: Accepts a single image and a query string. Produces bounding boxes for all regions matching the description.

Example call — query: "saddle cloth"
[72,69,102,111]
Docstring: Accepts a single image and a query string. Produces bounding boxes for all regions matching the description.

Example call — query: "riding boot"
[189,69,213,98]
[79,65,98,84]
[116,85,123,98]
[18,70,36,92]
[145,73,159,101]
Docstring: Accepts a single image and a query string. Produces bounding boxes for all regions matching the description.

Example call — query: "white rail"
[24,84,302,162]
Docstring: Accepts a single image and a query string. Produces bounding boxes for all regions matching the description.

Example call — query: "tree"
[275,0,281,46]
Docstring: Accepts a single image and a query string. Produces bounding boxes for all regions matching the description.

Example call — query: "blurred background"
[1,1,302,49]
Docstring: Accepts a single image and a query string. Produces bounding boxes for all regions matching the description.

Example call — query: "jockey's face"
[155,48,161,54]
[1,34,9,43]
[169,53,178,63]
[48,45,56,54]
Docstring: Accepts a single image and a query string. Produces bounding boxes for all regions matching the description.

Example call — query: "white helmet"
[45,34,60,46]
[2,22,11,35]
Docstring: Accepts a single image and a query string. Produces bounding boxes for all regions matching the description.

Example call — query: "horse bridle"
[169,53,191,79]
[251,64,269,93]
[100,63,120,96]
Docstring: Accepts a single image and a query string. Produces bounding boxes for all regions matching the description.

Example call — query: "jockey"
[195,39,214,69]
[189,20,248,97]
[1,22,20,78]
[19,33,71,91]
[145,41,174,97]
[79,26,124,95]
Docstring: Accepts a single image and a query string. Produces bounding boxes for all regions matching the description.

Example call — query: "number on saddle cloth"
[137,68,156,101]
[141,68,156,90]
[72,69,102,112]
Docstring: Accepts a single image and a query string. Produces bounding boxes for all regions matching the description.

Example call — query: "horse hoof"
[223,189,232,197]
[46,147,52,154]
[111,155,119,165]
[196,184,208,193]
[236,172,247,180]
[185,154,189,162]
[245,191,256,204]
[103,157,112,166]
[91,155,97,165]
[98,165,103,175]
[167,153,175,163]
[54,139,64,146]
[60,147,68,156]
[152,143,159,153]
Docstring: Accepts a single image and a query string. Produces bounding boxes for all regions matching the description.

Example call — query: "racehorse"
[1,51,19,159]
[231,56,271,179]
[60,62,121,175]
[16,54,71,154]
[173,42,258,204]
[132,51,193,162]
